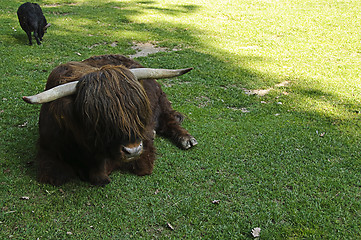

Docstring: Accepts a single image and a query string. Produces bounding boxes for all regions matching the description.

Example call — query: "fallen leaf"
[251,227,261,237]
[4,210,16,214]
[167,222,174,230]
[45,190,56,195]
[18,121,28,128]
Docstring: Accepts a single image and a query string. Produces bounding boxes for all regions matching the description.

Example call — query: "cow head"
[74,65,151,155]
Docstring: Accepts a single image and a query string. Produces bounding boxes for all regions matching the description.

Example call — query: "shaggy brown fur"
[36,54,197,186]
[75,65,151,150]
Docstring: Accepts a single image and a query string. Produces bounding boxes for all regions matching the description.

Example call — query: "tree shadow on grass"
[291,82,361,123]
[39,1,200,42]
[12,32,29,45]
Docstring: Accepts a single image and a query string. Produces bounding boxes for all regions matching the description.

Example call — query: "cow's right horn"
[23,81,78,104]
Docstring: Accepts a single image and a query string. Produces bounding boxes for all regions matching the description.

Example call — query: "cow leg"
[157,110,198,150]
[154,91,198,149]
[88,158,111,186]
[36,148,75,186]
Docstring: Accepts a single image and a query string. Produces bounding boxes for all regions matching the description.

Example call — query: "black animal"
[17,2,50,45]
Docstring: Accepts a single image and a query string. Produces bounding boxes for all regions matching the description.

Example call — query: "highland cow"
[17,2,50,45]
[23,54,197,186]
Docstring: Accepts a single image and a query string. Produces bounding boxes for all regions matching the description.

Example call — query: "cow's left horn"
[23,81,78,104]
[130,67,193,80]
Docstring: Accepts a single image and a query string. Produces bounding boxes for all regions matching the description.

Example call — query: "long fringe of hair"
[74,65,151,149]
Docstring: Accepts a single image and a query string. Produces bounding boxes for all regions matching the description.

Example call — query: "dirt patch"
[87,41,118,49]
[129,42,181,58]
[227,107,250,112]
[194,96,211,108]
[44,3,80,7]
[242,81,290,96]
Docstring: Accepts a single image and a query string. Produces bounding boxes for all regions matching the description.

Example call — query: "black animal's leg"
[26,31,32,45]
[36,148,75,186]
[33,29,41,45]
[38,29,43,41]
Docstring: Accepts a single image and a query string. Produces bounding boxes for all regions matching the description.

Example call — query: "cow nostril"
[122,141,143,157]
[122,146,131,155]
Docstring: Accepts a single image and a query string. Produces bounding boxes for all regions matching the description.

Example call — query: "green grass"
[1,0,361,238]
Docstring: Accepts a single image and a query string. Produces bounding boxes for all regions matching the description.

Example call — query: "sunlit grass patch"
[1,0,361,239]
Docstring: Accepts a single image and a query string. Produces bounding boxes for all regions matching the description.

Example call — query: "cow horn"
[22,81,78,104]
[44,23,51,30]
[22,67,193,104]
[129,67,193,80]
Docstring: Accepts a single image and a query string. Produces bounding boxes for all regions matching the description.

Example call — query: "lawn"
[1,0,361,238]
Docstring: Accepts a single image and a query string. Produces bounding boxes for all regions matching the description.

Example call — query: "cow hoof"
[134,169,153,176]
[180,135,198,150]
[90,175,111,186]
[38,175,69,186]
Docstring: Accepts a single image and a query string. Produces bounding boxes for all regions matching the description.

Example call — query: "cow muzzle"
[122,141,143,160]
